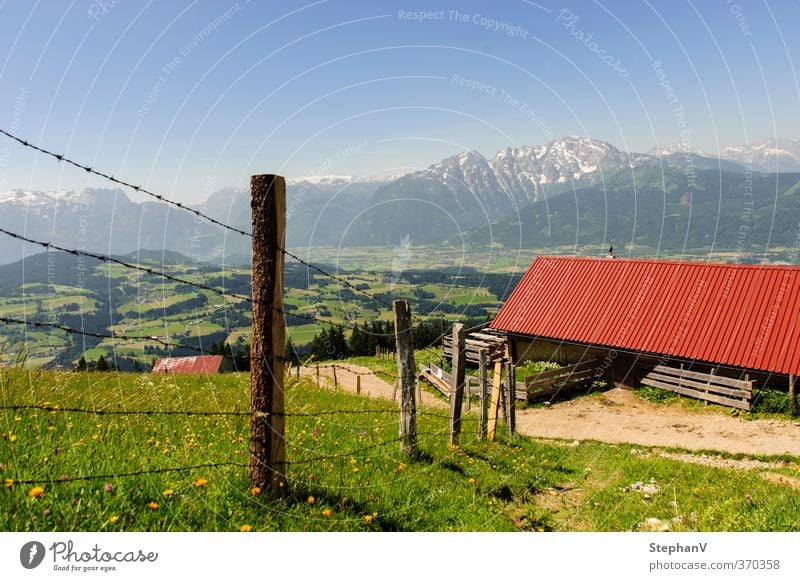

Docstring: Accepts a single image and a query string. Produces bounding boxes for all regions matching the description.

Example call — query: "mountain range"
[1,136,799,264]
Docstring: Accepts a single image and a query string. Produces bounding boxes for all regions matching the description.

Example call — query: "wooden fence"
[524,359,603,401]
[638,364,753,410]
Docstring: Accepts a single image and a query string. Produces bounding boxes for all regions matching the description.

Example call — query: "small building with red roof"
[490,256,800,408]
[151,355,233,375]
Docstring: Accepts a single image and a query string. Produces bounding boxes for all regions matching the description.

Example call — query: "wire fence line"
[0,224,429,348]
[0,315,207,353]
[0,126,405,316]
[0,126,483,490]
[0,404,400,417]
[6,462,249,486]
[0,226,252,303]
[312,363,399,381]
[0,127,251,239]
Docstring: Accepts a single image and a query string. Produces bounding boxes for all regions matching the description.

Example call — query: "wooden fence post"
[449,323,466,446]
[790,374,797,416]
[488,361,503,441]
[249,174,286,494]
[508,362,517,436]
[356,374,361,395]
[316,363,320,387]
[505,361,515,436]
[332,365,338,390]
[479,348,488,440]
[394,300,417,455]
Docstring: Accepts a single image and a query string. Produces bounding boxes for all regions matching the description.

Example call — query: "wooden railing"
[524,359,603,401]
[639,364,753,410]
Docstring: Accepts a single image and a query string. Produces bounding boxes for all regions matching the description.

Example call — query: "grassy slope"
[2,369,799,532]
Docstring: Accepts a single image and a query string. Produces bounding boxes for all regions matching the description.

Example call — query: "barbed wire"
[285,430,447,466]
[0,226,252,303]
[312,363,399,381]
[0,225,433,348]
[0,315,207,353]
[6,461,248,486]
[0,404,399,417]
[0,127,251,238]
[0,127,420,318]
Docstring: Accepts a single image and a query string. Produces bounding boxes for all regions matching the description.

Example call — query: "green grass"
[1,369,799,531]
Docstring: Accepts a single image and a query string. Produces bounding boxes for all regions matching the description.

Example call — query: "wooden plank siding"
[638,364,753,410]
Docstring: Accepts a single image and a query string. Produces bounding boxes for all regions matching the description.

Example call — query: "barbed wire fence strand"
[0,127,409,316]
[0,127,493,488]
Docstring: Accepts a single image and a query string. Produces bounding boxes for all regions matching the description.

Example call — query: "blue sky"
[0,0,798,201]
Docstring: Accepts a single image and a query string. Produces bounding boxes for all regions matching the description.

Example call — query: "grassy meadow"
[2,367,800,532]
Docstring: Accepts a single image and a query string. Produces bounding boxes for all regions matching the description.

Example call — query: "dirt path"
[515,388,800,457]
[299,364,448,409]
[301,365,800,457]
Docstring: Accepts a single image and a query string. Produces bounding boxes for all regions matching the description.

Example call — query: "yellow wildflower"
[147,502,159,510]
[468,478,476,484]
[28,486,44,498]
[9,434,16,442]
[250,487,261,496]
[322,508,332,518]
[194,478,208,487]
[162,489,174,497]
[240,524,252,532]
[363,514,373,524]
[4,479,13,488]
[307,496,315,505]
[109,516,119,524]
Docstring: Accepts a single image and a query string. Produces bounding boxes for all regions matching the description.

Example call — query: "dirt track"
[301,364,800,457]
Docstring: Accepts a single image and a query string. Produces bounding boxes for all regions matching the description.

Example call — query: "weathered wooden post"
[316,363,320,387]
[488,361,503,441]
[394,300,417,455]
[508,361,517,436]
[479,348,488,440]
[249,174,286,494]
[449,323,466,446]
[505,361,515,436]
[332,365,338,390]
[356,374,361,395]
[790,374,797,416]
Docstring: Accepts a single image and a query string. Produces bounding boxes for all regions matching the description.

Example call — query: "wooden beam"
[394,300,417,455]
[449,323,466,446]
[479,348,488,439]
[488,361,503,441]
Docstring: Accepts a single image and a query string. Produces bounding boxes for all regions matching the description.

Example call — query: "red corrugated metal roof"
[490,256,800,376]
[152,355,226,374]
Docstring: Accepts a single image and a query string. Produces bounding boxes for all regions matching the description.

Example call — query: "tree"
[285,337,300,367]
[75,356,87,371]
[96,355,109,372]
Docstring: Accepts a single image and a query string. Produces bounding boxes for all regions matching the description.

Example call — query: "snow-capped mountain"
[2,135,797,260]
[718,138,800,172]
[650,138,800,172]
[0,176,397,264]
[348,135,738,245]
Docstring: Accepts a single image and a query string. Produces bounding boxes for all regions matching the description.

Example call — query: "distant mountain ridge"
[344,135,746,245]
[1,135,797,263]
